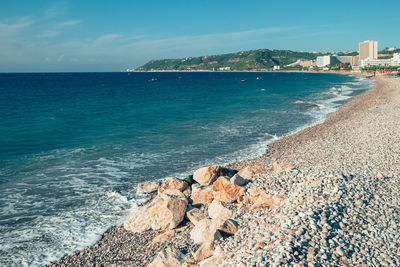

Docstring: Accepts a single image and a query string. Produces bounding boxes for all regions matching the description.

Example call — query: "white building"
[335,56,352,64]
[360,53,400,67]
[316,56,331,67]
[393,53,400,65]
[273,65,281,70]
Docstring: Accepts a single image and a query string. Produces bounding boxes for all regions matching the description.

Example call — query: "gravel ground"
[222,76,400,266]
[50,76,400,266]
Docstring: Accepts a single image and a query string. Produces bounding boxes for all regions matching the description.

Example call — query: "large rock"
[237,165,266,179]
[198,245,225,267]
[190,219,222,244]
[124,189,188,232]
[250,192,285,211]
[273,161,296,172]
[148,247,185,267]
[194,242,216,262]
[186,208,207,225]
[212,176,246,203]
[217,219,240,235]
[208,200,232,220]
[239,189,267,205]
[136,181,159,194]
[191,184,214,205]
[159,177,188,193]
[193,166,237,186]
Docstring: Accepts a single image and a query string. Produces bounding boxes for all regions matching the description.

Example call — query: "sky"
[0,0,399,72]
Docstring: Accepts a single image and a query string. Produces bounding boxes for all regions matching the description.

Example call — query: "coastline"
[49,75,400,266]
[127,69,361,75]
[228,76,383,170]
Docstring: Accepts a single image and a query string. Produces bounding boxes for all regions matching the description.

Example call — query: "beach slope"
[50,76,400,266]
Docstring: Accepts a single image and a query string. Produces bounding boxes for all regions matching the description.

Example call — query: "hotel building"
[359,40,378,60]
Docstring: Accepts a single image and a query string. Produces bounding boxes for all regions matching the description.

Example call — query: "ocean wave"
[0,186,140,267]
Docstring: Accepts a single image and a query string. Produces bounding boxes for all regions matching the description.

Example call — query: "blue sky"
[0,0,399,72]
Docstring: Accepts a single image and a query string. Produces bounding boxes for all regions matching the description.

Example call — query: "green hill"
[136,49,325,71]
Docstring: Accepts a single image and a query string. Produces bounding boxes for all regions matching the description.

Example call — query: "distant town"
[126,40,400,75]
[314,40,399,72]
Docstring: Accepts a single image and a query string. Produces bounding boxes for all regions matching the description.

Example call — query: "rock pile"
[123,164,265,266]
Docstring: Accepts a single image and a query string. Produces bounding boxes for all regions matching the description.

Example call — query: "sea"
[0,72,372,266]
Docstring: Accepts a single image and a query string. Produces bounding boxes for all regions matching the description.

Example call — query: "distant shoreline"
[126,69,363,75]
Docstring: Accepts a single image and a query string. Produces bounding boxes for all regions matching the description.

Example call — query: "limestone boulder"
[250,192,285,211]
[193,166,237,186]
[191,184,214,205]
[124,189,188,233]
[198,245,225,267]
[190,219,222,244]
[186,208,207,225]
[194,242,216,262]
[208,200,232,220]
[237,165,266,179]
[136,181,159,194]
[273,161,296,172]
[148,247,185,267]
[159,177,188,193]
[212,176,246,203]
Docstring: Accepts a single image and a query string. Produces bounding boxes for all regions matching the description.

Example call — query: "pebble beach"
[50,76,400,266]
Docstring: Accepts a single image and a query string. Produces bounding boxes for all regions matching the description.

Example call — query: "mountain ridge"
[136,49,328,71]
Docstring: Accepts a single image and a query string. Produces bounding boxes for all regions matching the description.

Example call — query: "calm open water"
[0,72,372,266]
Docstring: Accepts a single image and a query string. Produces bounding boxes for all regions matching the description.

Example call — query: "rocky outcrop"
[212,176,246,203]
[237,165,266,179]
[124,189,188,233]
[193,166,237,186]
[136,181,159,194]
[190,219,222,244]
[208,200,232,220]
[158,177,188,193]
[191,184,214,205]
[148,247,185,267]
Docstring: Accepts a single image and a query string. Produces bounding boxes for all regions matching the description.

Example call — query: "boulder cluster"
[124,164,288,266]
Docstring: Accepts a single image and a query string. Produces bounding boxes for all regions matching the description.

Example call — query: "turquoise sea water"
[0,72,372,266]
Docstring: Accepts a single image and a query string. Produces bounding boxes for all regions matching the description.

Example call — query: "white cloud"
[38,30,60,38]
[58,20,81,27]
[44,2,68,18]
[0,18,35,35]
[94,34,121,46]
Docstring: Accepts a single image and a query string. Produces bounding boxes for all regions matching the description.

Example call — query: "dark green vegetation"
[183,175,197,185]
[363,65,400,71]
[137,49,326,71]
